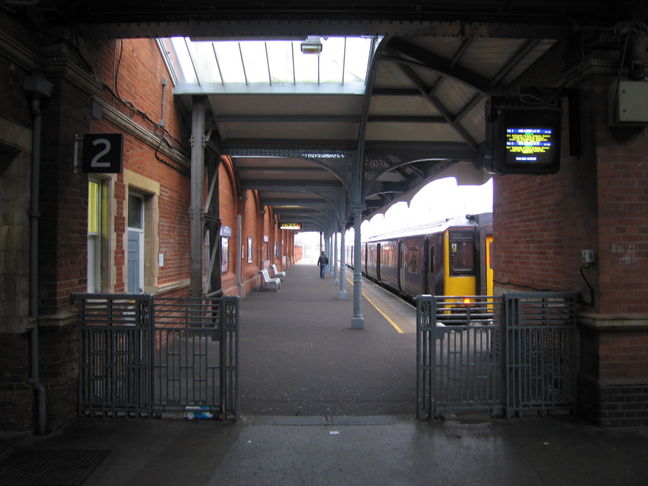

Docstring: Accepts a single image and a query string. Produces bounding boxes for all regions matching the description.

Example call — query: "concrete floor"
[4,414,648,486]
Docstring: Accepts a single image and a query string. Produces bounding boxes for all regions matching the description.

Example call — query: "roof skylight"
[160,36,379,94]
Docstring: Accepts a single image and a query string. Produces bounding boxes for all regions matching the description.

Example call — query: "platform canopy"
[163,32,555,232]
[17,0,640,233]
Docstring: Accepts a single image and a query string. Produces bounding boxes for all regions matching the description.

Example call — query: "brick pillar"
[576,72,648,425]
[495,61,648,425]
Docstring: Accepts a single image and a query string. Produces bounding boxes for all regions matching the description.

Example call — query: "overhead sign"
[82,133,124,173]
[280,222,302,230]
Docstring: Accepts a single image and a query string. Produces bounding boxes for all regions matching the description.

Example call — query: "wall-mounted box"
[610,80,648,124]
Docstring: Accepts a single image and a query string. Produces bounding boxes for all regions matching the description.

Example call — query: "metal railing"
[417,293,577,420]
[76,294,239,420]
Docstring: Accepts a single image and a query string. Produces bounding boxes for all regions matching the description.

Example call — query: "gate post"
[219,296,240,420]
[146,294,154,418]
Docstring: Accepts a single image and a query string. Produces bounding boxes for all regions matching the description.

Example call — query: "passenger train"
[346,213,493,302]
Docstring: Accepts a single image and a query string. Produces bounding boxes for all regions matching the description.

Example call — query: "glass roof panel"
[344,37,372,83]
[170,37,196,84]
[164,36,379,93]
[212,42,246,83]
[239,41,270,84]
[319,37,345,83]
[266,41,295,84]
[190,41,222,84]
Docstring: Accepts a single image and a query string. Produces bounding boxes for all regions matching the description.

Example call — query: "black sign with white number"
[82,133,123,173]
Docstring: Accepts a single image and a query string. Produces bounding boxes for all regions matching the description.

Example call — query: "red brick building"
[2,4,648,432]
[0,21,294,430]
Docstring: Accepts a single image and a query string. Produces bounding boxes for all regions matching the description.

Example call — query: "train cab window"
[449,231,475,275]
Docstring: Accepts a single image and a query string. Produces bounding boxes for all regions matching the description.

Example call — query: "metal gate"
[417,292,577,419]
[504,292,578,417]
[76,293,239,420]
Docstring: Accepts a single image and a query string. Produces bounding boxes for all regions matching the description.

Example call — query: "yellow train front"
[347,214,493,301]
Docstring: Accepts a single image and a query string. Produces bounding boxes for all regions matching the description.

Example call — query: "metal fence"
[417,293,577,420]
[76,293,239,421]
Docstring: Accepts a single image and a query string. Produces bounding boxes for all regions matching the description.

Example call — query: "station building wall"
[494,43,648,425]
[0,18,294,431]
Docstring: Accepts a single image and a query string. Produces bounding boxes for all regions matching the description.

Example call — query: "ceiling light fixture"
[300,36,323,54]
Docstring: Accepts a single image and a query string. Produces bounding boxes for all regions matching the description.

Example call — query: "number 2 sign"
[82,133,123,173]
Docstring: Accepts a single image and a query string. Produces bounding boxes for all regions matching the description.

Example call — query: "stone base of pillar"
[351,316,364,329]
[578,313,648,426]
[338,290,347,300]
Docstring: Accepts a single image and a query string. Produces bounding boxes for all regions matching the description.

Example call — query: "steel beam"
[190,96,206,297]
[384,38,492,94]
[393,62,480,151]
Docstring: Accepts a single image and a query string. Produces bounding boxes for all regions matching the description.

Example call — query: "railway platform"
[1,262,648,485]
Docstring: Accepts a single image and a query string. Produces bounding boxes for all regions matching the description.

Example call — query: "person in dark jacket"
[317,251,329,279]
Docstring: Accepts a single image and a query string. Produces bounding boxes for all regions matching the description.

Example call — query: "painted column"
[351,206,364,329]
[332,231,339,282]
[339,223,347,300]
[189,96,206,297]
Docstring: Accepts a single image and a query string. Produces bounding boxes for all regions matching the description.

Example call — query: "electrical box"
[581,249,595,264]
[610,80,648,124]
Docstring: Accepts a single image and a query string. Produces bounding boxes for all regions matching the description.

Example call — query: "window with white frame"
[127,192,145,293]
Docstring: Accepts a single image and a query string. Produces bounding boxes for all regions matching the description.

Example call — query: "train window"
[449,231,475,275]
[406,247,418,273]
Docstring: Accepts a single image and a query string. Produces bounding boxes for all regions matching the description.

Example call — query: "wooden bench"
[270,264,286,280]
[258,268,281,291]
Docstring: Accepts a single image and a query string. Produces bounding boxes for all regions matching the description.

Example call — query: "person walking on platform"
[317,251,329,279]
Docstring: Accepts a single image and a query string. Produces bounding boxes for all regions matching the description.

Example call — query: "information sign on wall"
[82,133,124,173]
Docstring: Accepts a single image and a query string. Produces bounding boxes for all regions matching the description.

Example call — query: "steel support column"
[332,231,339,282]
[338,223,347,300]
[190,96,206,297]
[351,206,364,329]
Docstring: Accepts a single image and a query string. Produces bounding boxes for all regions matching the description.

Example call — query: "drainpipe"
[25,76,53,436]
[236,214,243,295]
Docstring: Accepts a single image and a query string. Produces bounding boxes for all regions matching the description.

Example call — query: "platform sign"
[82,133,123,173]
[280,222,302,230]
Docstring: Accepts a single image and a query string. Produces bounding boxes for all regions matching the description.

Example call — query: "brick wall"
[496,50,648,424]
[0,334,31,431]
[240,190,263,294]
[219,157,239,295]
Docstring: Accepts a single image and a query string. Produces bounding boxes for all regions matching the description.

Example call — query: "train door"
[424,238,434,294]
[376,242,381,281]
[486,235,494,295]
[398,241,406,291]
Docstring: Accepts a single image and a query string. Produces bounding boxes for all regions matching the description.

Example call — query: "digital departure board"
[505,128,555,165]
[279,222,302,230]
[486,100,561,175]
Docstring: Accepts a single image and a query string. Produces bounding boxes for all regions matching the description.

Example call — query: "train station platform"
[1,261,648,485]
[240,260,417,416]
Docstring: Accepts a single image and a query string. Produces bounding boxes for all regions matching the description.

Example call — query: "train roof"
[363,213,491,243]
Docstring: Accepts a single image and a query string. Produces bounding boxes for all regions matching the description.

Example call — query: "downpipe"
[25,76,53,436]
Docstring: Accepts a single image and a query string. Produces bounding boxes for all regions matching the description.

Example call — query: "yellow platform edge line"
[345,277,404,334]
